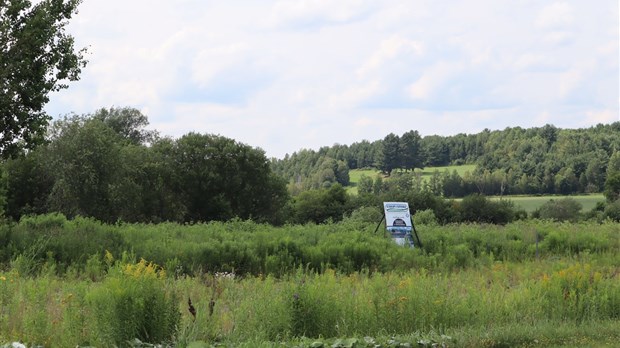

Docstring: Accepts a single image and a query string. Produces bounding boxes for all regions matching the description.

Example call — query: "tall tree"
[399,130,423,171]
[92,107,157,145]
[0,0,87,158]
[378,133,400,175]
[46,116,123,222]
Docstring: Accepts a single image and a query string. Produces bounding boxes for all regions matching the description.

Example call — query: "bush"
[457,194,516,224]
[603,199,620,222]
[86,259,180,346]
[534,198,582,222]
[413,209,438,226]
[6,214,127,274]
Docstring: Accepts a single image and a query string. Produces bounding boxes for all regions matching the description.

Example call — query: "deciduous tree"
[0,0,87,158]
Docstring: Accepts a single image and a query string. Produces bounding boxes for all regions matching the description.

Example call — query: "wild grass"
[1,217,619,346]
[1,255,618,347]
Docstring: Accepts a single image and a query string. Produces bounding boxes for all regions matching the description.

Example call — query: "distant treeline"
[272,123,620,197]
[1,107,620,225]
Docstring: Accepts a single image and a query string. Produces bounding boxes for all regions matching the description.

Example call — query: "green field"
[346,168,381,194]
[347,165,477,194]
[490,194,606,213]
[416,164,477,179]
[348,167,606,213]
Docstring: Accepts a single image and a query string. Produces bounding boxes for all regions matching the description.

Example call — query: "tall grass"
[1,256,618,346]
[1,216,619,346]
[2,214,618,278]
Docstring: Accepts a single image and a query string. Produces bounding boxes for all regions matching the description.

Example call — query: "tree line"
[2,109,620,225]
[272,123,620,197]
[2,108,289,224]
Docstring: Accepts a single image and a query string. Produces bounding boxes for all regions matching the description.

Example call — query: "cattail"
[209,298,215,317]
[188,297,196,320]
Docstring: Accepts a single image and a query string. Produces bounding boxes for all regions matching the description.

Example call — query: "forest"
[2,107,620,226]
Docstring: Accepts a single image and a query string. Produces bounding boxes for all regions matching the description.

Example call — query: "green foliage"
[46,115,124,222]
[0,0,87,158]
[377,133,400,175]
[7,214,126,274]
[0,218,619,346]
[533,197,582,222]
[92,107,157,145]
[603,199,620,222]
[86,259,179,346]
[293,184,350,224]
[4,112,288,224]
[413,209,437,226]
[457,194,516,224]
[0,166,6,217]
[604,171,620,202]
[3,148,53,219]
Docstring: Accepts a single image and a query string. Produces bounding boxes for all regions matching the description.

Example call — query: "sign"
[383,202,414,247]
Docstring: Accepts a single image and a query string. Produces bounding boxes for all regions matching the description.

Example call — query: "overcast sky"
[45,0,619,158]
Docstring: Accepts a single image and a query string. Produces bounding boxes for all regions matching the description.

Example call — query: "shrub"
[413,209,438,226]
[457,194,516,224]
[534,198,582,222]
[603,199,620,222]
[86,259,180,346]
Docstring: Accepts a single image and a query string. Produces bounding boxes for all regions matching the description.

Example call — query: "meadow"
[348,166,605,214]
[488,194,606,213]
[347,165,478,194]
[0,215,619,347]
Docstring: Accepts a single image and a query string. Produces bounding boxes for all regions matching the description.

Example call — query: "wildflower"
[0,276,5,281]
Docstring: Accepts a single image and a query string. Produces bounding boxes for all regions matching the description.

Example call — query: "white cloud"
[269,0,376,28]
[191,43,252,87]
[357,37,425,78]
[536,2,575,29]
[584,110,618,125]
[43,0,619,158]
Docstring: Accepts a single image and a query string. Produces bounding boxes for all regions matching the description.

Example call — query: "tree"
[378,133,400,175]
[0,0,87,158]
[46,116,123,222]
[399,130,423,171]
[3,147,54,220]
[92,107,157,145]
[173,132,288,223]
[604,172,620,203]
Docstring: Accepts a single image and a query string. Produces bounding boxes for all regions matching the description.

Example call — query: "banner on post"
[383,202,414,246]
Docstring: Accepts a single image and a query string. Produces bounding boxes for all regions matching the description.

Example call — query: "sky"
[45,0,620,159]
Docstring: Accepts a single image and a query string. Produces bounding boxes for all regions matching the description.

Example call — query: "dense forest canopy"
[1,105,620,225]
[272,123,620,197]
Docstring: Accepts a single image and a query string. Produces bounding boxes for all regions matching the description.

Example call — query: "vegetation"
[0,217,618,347]
[272,123,620,200]
[0,0,88,158]
[1,2,619,346]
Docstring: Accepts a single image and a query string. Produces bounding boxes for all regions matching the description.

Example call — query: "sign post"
[382,202,422,248]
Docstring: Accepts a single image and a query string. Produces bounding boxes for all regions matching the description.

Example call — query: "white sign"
[383,202,412,229]
[383,202,414,247]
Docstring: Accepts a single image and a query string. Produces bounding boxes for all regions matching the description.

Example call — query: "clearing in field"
[347,165,477,194]
[489,194,605,213]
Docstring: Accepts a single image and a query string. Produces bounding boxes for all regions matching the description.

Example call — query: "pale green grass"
[347,165,477,194]
[415,164,477,179]
[489,194,605,213]
[346,168,381,194]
